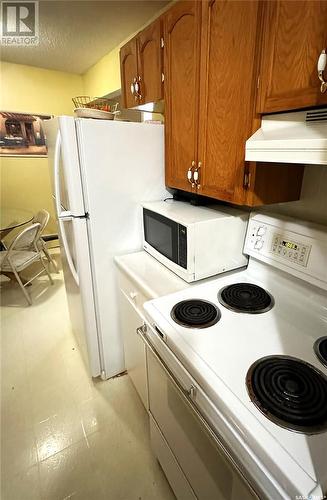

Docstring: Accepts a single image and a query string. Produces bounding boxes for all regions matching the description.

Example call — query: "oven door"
[140,327,259,500]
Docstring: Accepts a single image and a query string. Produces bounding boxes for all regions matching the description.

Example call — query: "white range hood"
[245,108,327,165]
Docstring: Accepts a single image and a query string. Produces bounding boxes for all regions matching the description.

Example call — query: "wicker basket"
[72,96,113,112]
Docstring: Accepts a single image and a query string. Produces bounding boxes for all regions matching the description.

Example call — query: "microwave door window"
[144,210,178,264]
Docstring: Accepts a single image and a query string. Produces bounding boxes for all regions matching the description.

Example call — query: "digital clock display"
[282,240,298,251]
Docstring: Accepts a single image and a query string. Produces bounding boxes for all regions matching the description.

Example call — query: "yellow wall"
[0,61,84,235]
[82,2,172,97]
[83,46,121,97]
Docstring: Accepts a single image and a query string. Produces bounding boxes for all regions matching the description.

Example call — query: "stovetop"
[144,258,327,496]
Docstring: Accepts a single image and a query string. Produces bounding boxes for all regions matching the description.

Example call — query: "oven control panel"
[243,212,327,291]
[245,221,312,268]
[270,234,311,267]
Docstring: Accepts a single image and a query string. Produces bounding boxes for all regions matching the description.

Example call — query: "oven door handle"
[136,323,260,499]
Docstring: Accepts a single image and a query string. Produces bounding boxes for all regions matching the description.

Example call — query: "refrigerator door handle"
[58,217,79,286]
[54,131,72,218]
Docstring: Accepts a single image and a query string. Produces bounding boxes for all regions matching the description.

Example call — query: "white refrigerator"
[45,117,169,379]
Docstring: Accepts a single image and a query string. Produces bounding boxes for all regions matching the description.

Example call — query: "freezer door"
[44,116,85,216]
[58,215,101,377]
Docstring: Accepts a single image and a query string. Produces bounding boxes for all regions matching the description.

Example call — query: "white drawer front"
[117,268,149,312]
[117,287,148,408]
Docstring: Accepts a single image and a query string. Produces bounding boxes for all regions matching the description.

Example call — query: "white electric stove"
[143,212,327,500]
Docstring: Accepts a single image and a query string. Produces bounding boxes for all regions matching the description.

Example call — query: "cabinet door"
[164,1,201,192]
[257,1,327,113]
[137,18,163,105]
[198,0,261,204]
[120,37,138,109]
[118,290,148,409]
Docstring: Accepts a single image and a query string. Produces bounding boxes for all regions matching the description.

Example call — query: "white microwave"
[142,200,249,282]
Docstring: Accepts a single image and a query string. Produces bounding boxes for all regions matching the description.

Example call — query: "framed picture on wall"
[0,111,52,157]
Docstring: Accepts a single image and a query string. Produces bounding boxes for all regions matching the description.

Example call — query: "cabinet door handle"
[187,161,196,187]
[318,49,327,93]
[130,81,135,95]
[138,76,142,101]
[133,76,142,101]
[194,161,201,190]
[136,324,147,336]
[187,385,196,399]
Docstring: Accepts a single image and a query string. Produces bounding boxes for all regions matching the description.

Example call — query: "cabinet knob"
[318,49,327,93]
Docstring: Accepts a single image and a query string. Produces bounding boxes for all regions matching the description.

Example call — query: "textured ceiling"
[1,0,169,74]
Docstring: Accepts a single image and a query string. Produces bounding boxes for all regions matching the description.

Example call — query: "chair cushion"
[0,250,39,271]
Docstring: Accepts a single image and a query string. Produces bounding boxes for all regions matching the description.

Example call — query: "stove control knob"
[257,226,266,236]
[254,239,264,250]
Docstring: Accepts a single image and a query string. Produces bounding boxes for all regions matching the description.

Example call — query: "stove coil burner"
[246,355,327,434]
[218,283,273,314]
[314,336,327,368]
[171,299,221,329]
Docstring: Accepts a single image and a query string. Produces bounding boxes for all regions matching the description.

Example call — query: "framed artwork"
[0,111,52,157]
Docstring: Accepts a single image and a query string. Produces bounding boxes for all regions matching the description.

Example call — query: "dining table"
[0,207,34,240]
[0,207,35,258]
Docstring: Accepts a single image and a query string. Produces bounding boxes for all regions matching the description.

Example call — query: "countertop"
[114,251,190,300]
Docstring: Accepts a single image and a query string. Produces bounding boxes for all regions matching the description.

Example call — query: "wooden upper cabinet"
[164,0,304,206]
[257,0,327,113]
[120,37,138,109]
[164,1,201,193]
[137,19,163,105]
[198,0,261,204]
[120,19,163,108]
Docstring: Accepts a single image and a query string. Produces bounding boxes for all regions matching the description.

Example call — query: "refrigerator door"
[44,116,86,216]
[58,215,101,377]
[76,119,169,378]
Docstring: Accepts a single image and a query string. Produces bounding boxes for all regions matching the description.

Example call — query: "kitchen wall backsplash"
[263,166,327,226]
